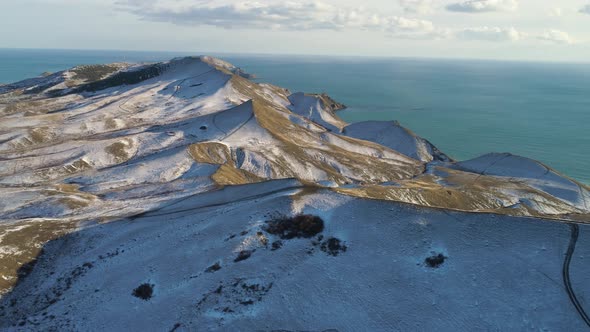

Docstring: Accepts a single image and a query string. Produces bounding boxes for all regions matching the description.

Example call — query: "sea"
[1,48,588,184]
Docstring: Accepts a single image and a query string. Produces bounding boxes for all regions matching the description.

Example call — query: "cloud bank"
[457,27,522,41]
[537,30,575,44]
[118,0,445,39]
[116,0,578,45]
[446,0,518,13]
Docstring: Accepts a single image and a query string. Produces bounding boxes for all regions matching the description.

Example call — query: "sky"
[2,0,590,62]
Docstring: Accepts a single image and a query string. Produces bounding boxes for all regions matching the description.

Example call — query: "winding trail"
[563,223,590,328]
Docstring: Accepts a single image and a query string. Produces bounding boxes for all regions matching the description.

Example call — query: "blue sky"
[2,0,590,62]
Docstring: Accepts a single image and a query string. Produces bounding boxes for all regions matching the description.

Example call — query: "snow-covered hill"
[0,56,588,330]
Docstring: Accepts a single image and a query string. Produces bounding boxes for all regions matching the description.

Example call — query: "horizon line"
[1,47,590,66]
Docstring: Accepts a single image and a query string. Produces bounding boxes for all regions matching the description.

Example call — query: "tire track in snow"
[118,68,216,113]
[212,99,256,141]
[468,153,512,187]
[166,69,216,101]
[128,183,304,220]
[563,223,590,328]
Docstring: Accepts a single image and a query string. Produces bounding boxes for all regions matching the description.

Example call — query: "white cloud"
[457,27,578,45]
[446,0,518,13]
[580,4,590,15]
[457,26,523,41]
[118,0,446,39]
[537,30,576,44]
[398,0,434,14]
[115,0,581,47]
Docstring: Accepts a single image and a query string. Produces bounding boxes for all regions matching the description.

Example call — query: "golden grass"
[186,72,590,221]
[333,165,586,222]
[104,118,119,130]
[44,183,97,209]
[58,197,92,209]
[0,220,76,295]
[335,183,504,212]
[188,142,231,165]
[227,75,423,184]
[3,100,42,115]
[2,97,71,116]
[27,127,56,145]
[211,164,264,186]
[105,139,133,163]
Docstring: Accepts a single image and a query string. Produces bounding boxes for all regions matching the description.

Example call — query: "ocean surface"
[1,48,589,184]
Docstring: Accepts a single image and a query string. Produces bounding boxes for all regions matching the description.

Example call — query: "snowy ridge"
[0,56,589,330]
[343,120,452,162]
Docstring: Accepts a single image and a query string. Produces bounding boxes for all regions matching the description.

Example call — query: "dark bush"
[205,262,221,273]
[132,283,154,300]
[271,240,283,251]
[73,64,165,93]
[320,238,347,256]
[71,65,119,83]
[264,214,324,239]
[425,253,447,268]
[234,250,253,262]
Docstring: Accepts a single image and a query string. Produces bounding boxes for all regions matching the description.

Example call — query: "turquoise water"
[1,49,589,184]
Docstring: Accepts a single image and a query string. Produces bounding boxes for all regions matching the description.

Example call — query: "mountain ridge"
[0,55,589,330]
[0,56,587,216]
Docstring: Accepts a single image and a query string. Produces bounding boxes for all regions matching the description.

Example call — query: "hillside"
[0,56,588,330]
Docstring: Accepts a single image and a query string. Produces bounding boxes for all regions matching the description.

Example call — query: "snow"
[343,120,451,162]
[288,92,344,132]
[0,55,589,330]
[1,187,588,330]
